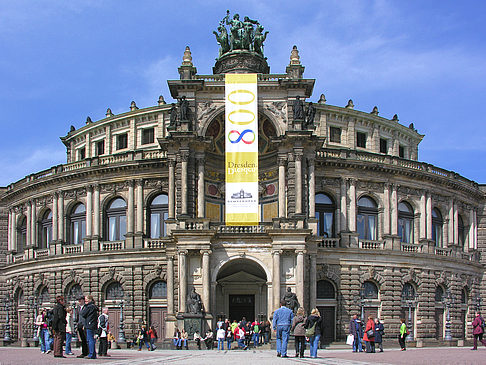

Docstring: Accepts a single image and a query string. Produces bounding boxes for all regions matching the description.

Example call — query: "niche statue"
[282,287,299,313]
[186,287,203,314]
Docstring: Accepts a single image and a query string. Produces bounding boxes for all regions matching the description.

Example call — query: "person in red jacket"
[472,312,486,350]
[148,326,158,351]
[363,315,375,353]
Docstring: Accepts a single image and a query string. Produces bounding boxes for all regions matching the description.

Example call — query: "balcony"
[143,239,166,249]
[401,242,424,253]
[63,244,83,255]
[317,238,339,248]
[359,240,385,250]
[101,241,125,251]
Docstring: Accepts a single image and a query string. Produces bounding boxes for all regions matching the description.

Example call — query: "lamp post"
[3,296,11,343]
[359,288,366,320]
[32,297,38,342]
[71,301,78,343]
[401,292,419,341]
[476,296,482,313]
[117,299,126,344]
[443,289,454,341]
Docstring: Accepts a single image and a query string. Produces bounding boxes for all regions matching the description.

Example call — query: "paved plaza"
[0,347,485,365]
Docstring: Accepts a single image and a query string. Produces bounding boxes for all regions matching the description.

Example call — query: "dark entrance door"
[229,295,255,322]
[317,306,335,345]
[149,307,167,340]
[435,308,444,340]
[108,308,120,341]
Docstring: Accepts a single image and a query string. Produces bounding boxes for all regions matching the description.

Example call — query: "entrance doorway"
[317,306,335,345]
[215,258,268,325]
[229,295,255,322]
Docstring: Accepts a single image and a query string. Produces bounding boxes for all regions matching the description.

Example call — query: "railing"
[63,161,87,172]
[185,220,209,230]
[143,150,167,160]
[99,154,130,165]
[318,238,339,248]
[13,253,25,263]
[435,247,452,256]
[217,225,266,234]
[63,244,83,254]
[101,241,125,251]
[34,249,49,259]
[279,221,297,229]
[359,240,385,250]
[401,242,422,253]
[144,239,166,249]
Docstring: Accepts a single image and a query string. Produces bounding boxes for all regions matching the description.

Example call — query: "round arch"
[211,255,270,283]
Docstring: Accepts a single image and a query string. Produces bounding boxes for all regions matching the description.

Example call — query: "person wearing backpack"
[97,307,110,357]
[304,308,324,359]
[472,312,486,350]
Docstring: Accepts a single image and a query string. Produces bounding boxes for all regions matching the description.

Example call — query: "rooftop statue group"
[168,96,191,131]
[293,96,316,129]
[213,10,269,58]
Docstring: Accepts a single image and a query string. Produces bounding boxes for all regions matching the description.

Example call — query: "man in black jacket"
[52,296,67,358]
[81,295,99,359]
[76,296,89,358]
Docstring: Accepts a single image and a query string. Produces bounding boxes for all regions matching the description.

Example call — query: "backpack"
[305,321,317,337]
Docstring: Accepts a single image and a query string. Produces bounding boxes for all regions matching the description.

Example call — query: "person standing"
[304,308,324,359]
[225,324,233,350]
[398,318,408,351]
[65,307,74,355]
[349,314,362,353]
[76,296,89,358]
[363,315,375,353]
[252,320,260,348]
[98,307,110,357]
[148,326,158,350]
[36,308,51,354]
[52,296,67,358]
[472,312,486,350]
[81,295,99,359]
[291,307,306,358]
[217,326,225,350]
[374,318,384,352]
[138,325,151,351]
[272,299,294,358]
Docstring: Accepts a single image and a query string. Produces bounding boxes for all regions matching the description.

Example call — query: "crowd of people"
[349,314,386,353]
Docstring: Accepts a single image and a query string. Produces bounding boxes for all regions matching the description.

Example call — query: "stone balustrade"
[401,242,424,253]
[143,239,166,249]
[217,225,266,234]
[63,244,83,254]
[317,238,339,248]
[34,249,49,259]
[359,239,386,250]
[101,241,125,251]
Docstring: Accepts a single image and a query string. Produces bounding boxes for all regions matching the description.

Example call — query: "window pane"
[316,194,333,205]
[357,214,366,239]
[368,215,376,240]
[163,212,168,237]
[358,197,376,208]
[74,204,86,214]
[109,217,116,241]
[152,194,168,206]
[81,220,86,240]
[151,213,160,239]
[109,198,126,209]
[323,212,333,237]
[119,215,126,239]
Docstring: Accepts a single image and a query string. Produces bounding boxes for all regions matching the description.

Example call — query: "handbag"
[305,321,317,337]
[346,334,354,346]
[366,329,374,338]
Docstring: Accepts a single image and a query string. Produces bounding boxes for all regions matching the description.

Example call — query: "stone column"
[58,193,64,242]
[308,158,316,217]
[340,178,347,231]
[201,250,211,313]
[420,191,426,239]
[30,200,36,247]
[168,159,176,219]
[474,210,478,250]
[197,156,205,218]
[469,210,475,250]
[86,186,93,237]
[167,256,174,315]
[296,250,305,309]
[7,210,13,251]
[179,250,188,313]
[310,254,317,309]
[272,250,281,309]
[52,194,58,241]
[26,203,31,245]
[453,203,459,244]
[349,179,356,232]
[278,154,287,218]
[93,185,100,237]
[294,150,303,214]
[180,150,189,216]
[136,180,144,234]
[426,193,432,240]
[391,184,398,235]
[127,181,135,234]
[383,184,390,235]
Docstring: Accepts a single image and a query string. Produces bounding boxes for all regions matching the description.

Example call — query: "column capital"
[278,155,287,166]
[200,249,212,256]
[296,249,306,255]
[126,179,135,188]
[348,178,357,187]
[180,150,190,162]
[178,249,188,256]
[86,184,94,193]
[135,179,144,187]
[168,159,177,167]
[294,153,303,162]
[272,249,283,256]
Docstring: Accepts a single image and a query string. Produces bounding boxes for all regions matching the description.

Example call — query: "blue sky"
[1,0,485,186]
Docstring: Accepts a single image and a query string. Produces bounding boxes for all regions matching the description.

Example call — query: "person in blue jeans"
[304,308,324,358]
[81,295,99,359]
[272,299,294,358]
[349,314,363,352]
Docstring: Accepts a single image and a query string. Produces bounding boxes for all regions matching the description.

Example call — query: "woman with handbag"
[304,308,324,359]
[363,315,375,353]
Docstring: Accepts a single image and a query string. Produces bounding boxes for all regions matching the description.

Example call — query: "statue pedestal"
[179,120,192,132]
[178,313,204,338]
[293,119,304,131]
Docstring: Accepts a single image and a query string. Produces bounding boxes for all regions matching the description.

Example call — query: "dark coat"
[304,315,324,337]
[52,302,67,333]
[81,301,99,331]
[472,315,484,335]
[77,304,86,329]
[374,322,384,343]
[349,318,358,336]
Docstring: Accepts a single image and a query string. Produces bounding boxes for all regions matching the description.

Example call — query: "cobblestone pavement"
[1,346,485,365]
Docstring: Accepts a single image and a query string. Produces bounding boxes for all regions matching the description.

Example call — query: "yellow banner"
[225,74,258,226]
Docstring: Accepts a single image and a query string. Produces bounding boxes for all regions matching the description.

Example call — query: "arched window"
[17,289,24,306]
[461,288,467,305]
[401,283,416,300]
[357,196,378,240]
[17,216,27,253]
[362,281,379,299]
[106,282,124,301]
[37,286,50,306]
[66,284,83,304]
[432,208,443,247]
[458,215,465,248]
[317,280,336,299]
[398,202,414,243]
[149,194,169,238]
[105,198,127,241]
[315,193,335,237]
[69,203,86,245]
[38,210,52,249]
[435,286,444,302]
[149,281,167,299]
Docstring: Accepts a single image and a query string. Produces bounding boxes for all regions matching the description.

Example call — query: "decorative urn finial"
[371,106,379,115]
[130,101,138,111]
[158,95,166,105]
[346,99,354,109]
[106,108,114,117]
[290,45,301,65]
[318,94,327,104]
[86,116,92,124]
[182,46,193,66]
[392,114,399,121]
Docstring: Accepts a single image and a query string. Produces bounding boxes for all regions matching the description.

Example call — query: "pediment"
[218,270,266,284]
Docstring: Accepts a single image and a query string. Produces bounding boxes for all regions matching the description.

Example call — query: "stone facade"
[0,46,484,347]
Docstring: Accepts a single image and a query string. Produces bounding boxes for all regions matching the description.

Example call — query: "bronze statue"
[213,23,230,57]
[293,96,305,120]
[305,102,316,128]
[282,287,299,313]
[253,25,268,56]
[168,103,177,129]
[225,11,244,51]
[186,287,203,314]
[178,96,189,121]
[242,16,258,51]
